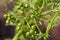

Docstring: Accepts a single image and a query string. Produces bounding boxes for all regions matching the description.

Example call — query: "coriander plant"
[4,0,60,40]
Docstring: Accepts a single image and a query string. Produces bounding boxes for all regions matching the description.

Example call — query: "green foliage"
[4,0,60,40]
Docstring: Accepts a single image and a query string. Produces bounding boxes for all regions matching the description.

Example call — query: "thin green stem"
[45,11,59,39]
